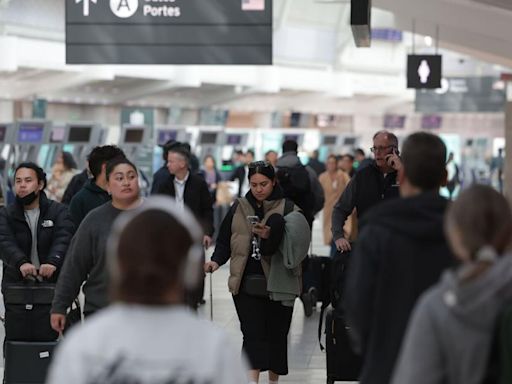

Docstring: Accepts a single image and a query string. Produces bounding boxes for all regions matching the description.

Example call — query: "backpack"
[276,164,313,216]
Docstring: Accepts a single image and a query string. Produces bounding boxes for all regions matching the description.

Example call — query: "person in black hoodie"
[0,162,74,289]
[69,145,125,227]
[344,132,454,384]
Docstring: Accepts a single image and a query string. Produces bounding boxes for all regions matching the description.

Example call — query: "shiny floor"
[0,213,358,383]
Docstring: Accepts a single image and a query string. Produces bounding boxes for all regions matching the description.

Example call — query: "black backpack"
[277,164,313,215]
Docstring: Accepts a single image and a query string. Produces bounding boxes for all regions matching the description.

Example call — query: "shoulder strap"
[283,199,295,216]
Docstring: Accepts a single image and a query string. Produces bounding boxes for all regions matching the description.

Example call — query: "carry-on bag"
[325,307,361,384]
[4,341,58,384]
[4,276,58,342]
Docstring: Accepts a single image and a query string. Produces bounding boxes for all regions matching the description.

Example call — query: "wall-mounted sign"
[407,55,442,89]
[66,0,272,64]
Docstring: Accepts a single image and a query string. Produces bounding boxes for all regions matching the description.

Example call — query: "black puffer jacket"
[0,192,75,288]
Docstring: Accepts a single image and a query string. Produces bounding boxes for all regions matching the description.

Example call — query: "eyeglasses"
[370,145,395,153]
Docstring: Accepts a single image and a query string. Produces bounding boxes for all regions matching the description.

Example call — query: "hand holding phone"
[246,216,260,225]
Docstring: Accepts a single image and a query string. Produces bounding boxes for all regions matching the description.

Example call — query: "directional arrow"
[75,0,97,17]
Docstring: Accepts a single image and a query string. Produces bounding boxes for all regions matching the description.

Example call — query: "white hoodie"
[47,304,248,384]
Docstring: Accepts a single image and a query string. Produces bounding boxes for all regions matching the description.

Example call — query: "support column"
[504,84,512,198]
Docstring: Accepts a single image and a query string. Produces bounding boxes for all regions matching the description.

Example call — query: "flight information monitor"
[200,132,218,145]
[157,130,178,146]
[226,134,242,145]
[18,123,44,143]
[323,136,337,145]
[125,128,145,143]
[0,126,6,142]
[344,137,357,146]
[68,126,92,143]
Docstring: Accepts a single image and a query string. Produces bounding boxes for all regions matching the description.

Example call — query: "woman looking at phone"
[205,161,310,384]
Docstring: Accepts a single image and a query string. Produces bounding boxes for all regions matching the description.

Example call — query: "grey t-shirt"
[24,207,40,268]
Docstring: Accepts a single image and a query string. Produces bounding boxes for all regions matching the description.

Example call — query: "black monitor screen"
[383,115,406,129]
[283,134,299,143]
[200,132,218,145]
[323,136,337,145]
[421,115,442,129]
[0,126,6,142]
[226,134,242,145]
[51,127,66,143]
[68,126,92,143]
[157,130,177,145]
[344,137,357,145]
[125,128,144,143]
[18,123,44,143]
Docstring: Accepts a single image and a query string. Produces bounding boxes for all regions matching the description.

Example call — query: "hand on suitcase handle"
[335,238,352,253]
[50,313,66,334]
[204,261,219,273]
[19,263,37,278]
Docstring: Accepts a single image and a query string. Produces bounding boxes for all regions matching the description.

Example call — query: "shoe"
[301,292,313,317]
[198,298,206,305]
[309,287,318,309]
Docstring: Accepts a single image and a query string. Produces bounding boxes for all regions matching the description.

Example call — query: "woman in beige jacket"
[319,155,355,256]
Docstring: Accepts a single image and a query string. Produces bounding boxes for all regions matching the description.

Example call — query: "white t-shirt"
[47,304,248,384]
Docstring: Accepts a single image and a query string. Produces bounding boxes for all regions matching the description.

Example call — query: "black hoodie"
[344,191,454,384]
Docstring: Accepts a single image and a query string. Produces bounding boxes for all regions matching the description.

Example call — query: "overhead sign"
[407,55,442,89]
[66,0,272,64]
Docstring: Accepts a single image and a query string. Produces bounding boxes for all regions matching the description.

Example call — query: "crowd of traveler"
[0,129,510,384]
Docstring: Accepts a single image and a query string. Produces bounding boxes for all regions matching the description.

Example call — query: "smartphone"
[246,215,260,225]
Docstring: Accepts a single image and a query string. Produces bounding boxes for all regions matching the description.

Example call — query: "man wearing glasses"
[331,130,402,253]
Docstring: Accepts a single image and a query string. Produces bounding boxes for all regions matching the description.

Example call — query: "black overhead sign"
[407,55,442,89]
[66,0,272,65]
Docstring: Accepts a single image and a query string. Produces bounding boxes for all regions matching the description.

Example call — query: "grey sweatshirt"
[52,203,123,316]
[392,254,512,384]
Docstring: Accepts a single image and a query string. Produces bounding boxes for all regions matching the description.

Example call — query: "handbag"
[241,274,268,298]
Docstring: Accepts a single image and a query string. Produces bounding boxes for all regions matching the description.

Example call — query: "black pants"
[233,292,294,375]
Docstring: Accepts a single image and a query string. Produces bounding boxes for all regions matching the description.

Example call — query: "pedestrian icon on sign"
[418,60,431,84]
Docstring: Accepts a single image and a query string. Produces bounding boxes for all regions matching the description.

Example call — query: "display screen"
[283,134,299,143]
[422,115,443,129]
[51,127,66,143]
[383,115,406,129]
[323,136,337,145]
[344,137,357,145]
[157,130,177,145]
[200,132,218,145]
[18,123,44,143]
[226,134,242,145]
[68,126,92,142]
[0,126,6,142]
[125,128,144,143]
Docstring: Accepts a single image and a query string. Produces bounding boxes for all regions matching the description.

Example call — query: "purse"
[241,274,268,298]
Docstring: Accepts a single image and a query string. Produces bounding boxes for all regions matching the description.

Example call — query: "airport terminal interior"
[0,0,511,383]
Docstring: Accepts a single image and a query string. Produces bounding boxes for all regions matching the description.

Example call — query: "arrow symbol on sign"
[75,0,97,17]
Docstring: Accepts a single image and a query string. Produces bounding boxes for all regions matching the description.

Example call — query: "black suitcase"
[325,307,361,384]
[4,279,58,342]
[4,341,57,384]
[302,255,331,304]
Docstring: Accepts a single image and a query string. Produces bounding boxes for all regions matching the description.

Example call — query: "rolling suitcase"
[325,307,361,384]
[4,341,58,384]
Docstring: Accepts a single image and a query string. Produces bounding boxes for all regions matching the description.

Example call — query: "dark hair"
[265,150,277,157]
[342,154,355,162]
[246,150,255,158]
[355,148,365,157]
[162,139,178,161]
[373,130,399,147]
[106,157,138,182]
[327,154,337,162]
[15,162,47,189]
[203,154,216,166]
[248,161,275,181]
[282,140,298,153]
[446,185,512,262]
[169,144,191,164]
[61,152,77,170]
[401,132,446,191]
[312,150,319,158]
[87,145,126,180]
[112,209,193,304]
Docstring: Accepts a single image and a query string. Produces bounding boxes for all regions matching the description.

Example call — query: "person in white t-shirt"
[47,196,248,384]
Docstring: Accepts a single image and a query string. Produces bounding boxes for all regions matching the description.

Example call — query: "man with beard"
[0,162,75,289]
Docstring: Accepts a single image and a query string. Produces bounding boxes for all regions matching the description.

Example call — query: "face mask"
[16,191,38,206]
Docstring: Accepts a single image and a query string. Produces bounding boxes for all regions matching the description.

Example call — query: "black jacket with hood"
[344,191,454,384]
[69,179,110,227]
[0,192,75,289]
